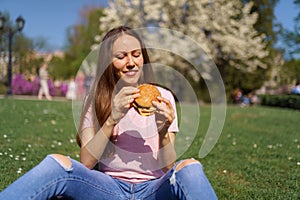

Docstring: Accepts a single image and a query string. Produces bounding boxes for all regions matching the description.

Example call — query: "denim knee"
[169,159,202,186]
[48,154,73,172]
[169,160,218,199]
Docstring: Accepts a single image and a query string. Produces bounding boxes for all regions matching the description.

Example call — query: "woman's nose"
[127,55,135,66]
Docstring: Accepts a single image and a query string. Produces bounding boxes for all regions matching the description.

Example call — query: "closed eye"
[132,50,141,58]
[114,53,125,59]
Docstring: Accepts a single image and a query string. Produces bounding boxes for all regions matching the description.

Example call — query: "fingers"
[111,87,140,123]
[123,93,139,108]
[121,87,140,108]
[113,87,140,109]
[152,96,175,123]
[119,87,139,96]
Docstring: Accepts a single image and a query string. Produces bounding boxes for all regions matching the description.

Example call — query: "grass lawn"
[0,98,299,199]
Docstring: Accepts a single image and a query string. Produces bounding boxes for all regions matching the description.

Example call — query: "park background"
[0,0,300,199]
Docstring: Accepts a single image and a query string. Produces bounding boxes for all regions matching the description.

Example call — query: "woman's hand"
[110,87,140,123]
[152,96,175,135]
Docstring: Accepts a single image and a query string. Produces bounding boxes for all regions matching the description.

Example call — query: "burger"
[133,84,161,116]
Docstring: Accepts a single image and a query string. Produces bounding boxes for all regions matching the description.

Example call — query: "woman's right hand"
[110,86,140,124]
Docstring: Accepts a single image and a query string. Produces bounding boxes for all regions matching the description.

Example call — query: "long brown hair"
[77,26,154,146]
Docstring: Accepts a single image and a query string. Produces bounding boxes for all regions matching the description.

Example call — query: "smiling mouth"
[124,70,138,76]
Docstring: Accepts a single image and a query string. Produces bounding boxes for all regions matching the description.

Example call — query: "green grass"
[0,98,79,190]
[0,98,299,199]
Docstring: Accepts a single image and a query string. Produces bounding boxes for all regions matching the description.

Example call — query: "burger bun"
[133,84,161,116]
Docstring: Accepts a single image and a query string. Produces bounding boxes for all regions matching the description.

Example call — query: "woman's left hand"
[152,96,175,135]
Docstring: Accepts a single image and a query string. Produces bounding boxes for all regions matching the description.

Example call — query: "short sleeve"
[158,87,179,133]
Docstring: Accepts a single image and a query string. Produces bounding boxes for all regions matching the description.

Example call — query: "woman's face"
[112,34,144,86]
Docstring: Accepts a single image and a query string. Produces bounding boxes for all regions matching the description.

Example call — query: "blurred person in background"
[291,82,300,95]
[66,76,77,100]
[37,62,52,100]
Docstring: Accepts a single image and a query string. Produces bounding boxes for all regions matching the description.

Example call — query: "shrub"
[0,83,7,94]
[259,94,300,109]
[11,73,68,97]
[12,74,35,95]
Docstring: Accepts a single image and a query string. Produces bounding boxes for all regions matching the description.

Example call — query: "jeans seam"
[29,176,127,199]
[173,162,201,200]
[140,177,170,199]
[140,167,176,199]
[174,174,190,200]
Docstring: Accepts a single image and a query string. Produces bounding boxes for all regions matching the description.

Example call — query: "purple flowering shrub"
[12,73,68,96]
[47,79,55,96]
[12,74,34,95]
[60,84,68,96]
[31,77,40,95]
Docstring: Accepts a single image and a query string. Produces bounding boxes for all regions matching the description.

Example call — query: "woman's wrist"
[158,125,169,140]
[159,132,171,146]
[106,115,117,127]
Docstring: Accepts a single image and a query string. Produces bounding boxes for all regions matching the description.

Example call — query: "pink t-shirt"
[81,86,179,183]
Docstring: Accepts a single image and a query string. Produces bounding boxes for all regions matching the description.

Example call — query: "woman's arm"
[79,87,139,169]
[153,95,177,172]
[158,132,176,172]
[79,116,116,169]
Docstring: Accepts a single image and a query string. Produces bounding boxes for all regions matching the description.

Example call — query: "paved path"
[0,94,69,102]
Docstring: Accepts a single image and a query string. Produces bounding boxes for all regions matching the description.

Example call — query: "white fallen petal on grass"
[69,139,75,143]
[17,168,22,174]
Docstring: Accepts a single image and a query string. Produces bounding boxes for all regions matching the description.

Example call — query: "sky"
[275,0,298,30]
[0,0,298,51]
[0,0,108,50]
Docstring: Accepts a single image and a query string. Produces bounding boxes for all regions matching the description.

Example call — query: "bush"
[259,94,300,109]
[11,73,68,96]
[0,83,7,94]
[12,74,36,95]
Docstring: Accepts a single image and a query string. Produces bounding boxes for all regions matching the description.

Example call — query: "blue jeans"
[0,155,217,200]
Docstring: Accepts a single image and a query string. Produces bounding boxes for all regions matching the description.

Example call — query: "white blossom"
[98,0,269,72]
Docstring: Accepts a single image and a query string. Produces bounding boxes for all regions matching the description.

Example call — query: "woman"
[0,26,217,199]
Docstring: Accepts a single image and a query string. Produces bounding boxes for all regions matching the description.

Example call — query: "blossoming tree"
[98,0,269,71]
